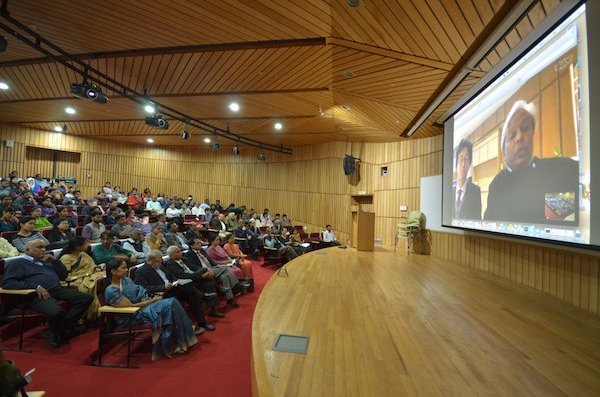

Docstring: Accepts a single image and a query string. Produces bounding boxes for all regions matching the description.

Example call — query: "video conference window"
[444,4,591,245]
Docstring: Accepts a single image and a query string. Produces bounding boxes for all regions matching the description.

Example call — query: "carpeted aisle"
[2,259,274,397]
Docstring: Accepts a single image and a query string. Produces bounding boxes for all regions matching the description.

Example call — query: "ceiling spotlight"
[229,102,240,112]
[54,126,63,132]
[0,36,7,53]
[274,122,283,130]
[147,138,154,143]
[144,103,156,113]
[0,82,9,90]
[233,145,240,155]
[257,153,266,162]
[71,82,108,104]
[65,107,76,115]
[145,114,169,129]
[210,142,221,151]
[182,130,190,140]
[203,137,211,143]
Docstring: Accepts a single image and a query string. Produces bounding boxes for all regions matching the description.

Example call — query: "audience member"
[281,214,291,227]
[263,230,298,262]
[82,210,105,243]
[30,207,53,230]
[146,196,164,215]
[12,216,50,253]
[47,218,75,248]
[54,205,77,228]
[224,235,253,290]
[0,235,19,258]
[111,214,134,238]
[103,258,199,360]
[2,240,92,347]
[146,223,169,254]
[92,231,137,265]
[0,196,21,214]
[322,224,340,247]
[122,229,150,262]
[0,208,18,232]
[165,221,189,250]
[13,190,36,209]
[206,235,243,279]
[38,197,57,218]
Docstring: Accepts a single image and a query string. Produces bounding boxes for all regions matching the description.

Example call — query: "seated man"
[110,214,134,238]
[145,223,169,254]
[11,216,50,253]
[184,238,243,308]
[134,250,215,332]
[0,208,19,232]
[164,221,189,251]
[121,229,150,263]
[104,207,120,225]
[165,244,224,317]
[82,210,105,243]
[91,231,137,266]
[322,224,341,247]
[13,190,36,210]
[263,231,298,262]
[2,240,93,347]
[133,212,152,235]
[0,196,21,215]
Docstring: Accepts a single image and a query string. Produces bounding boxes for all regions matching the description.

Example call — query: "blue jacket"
[2,256,68,291]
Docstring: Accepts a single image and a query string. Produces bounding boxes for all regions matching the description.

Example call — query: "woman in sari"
[206,235,243,280]
[59,237,104,320]
[103,259,199,360]
[30,207,53,230]
[224,234,253,282]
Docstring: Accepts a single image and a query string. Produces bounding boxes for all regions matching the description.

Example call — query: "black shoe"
[227,299,240,308]
[208,310,225,318]
[42,330,60,348]
[200,323,216,331]
[247,279,254,293]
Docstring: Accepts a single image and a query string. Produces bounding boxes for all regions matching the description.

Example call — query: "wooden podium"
[350,194,375,251]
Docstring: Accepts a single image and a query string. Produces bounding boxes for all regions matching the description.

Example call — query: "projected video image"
[445,4,590,244]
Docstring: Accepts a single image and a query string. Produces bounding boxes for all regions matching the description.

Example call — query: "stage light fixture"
[233,145,240,155]
[274,122,283,130]
[147,138,154,143]
[65,107,76,115]
[71,82,108,104]
[0,82,9,90]
[54,124,67,133]
[203,137,211,143]
[0,36,7,53]
[210,142,221,151]
[257,153,266,162]
[182,130,190,140]
[229,102,240,112]
[145,114,169,130]
[144,103,156,113]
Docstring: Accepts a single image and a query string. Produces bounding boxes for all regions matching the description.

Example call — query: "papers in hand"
[172,279,192,287]
[300,243,310,248]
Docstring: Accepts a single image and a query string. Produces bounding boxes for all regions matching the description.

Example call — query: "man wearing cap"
[484,100,579,223]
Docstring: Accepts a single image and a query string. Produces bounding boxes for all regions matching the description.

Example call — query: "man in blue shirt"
[2,240,93,347]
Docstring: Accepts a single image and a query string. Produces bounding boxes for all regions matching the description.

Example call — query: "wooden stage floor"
[251,248,600,397]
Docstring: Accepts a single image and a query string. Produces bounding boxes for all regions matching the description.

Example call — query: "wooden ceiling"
[0,0,559,149]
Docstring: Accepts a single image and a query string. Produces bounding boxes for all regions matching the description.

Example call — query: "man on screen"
[484,100,579,224]
[453,139,482,220]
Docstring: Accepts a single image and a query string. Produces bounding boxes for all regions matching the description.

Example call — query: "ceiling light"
[71,82,108,104]
[257,153,266,162]
[182,130,190,140]
[145,114,169,129]
[0,82,9,90]
[210,142,221,151]
[147,138,154,143]
[229,102,240,112]
[144,104,156,113]
[203,137,211,143]
[274,122,283,130]
[54,126,63,132]
[233,145,240,155]
[65,107,76,115]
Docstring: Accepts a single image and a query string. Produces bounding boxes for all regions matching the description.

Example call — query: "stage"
[251,248,600,396]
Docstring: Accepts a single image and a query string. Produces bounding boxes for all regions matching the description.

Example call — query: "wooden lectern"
[350,194,375,251]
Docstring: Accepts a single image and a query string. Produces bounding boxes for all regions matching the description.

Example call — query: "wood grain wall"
[0,123,597,314]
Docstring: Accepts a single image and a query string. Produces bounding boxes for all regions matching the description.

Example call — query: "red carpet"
[2,259,274,397]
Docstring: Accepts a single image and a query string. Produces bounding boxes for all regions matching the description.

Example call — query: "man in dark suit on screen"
[453,139,482,220]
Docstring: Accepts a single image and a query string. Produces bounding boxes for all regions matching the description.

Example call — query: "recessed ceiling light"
[274,122,283,130]
[65,107,76,115]
[54,126,63,132]
[229,102,240,112]
[0,82,9,90]
[147,138,154,143]
[144,104,155,114]
[203,137,211,143]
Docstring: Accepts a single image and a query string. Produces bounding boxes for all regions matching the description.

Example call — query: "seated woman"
[30,207,53,230]
[206,235,243,280]
[289,228,310,255]
[0,235,19,258]
[38,196,57,218]
[263,230,298,263]
[103,258,199,360]
[125,209,138,227]
[54,205,77,228]
[47,217,75,248]
[145,223,169,254]
[281,214,292,227]
[11,216,50,253]
[59,237,104,320]
[224,234,253,289]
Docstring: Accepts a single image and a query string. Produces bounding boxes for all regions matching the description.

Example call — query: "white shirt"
[155,267,170,286]
[166,207,182,218]
[199,203,210,212]
[322,230,337,243]
[146,200,164,215]
[191,206,203,216]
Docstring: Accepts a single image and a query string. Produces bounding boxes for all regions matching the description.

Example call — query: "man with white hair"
[484,100,579,223]
[2,240,93,347]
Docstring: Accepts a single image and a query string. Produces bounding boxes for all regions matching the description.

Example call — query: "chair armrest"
[0,288,37,295]
[264,246,278,251]
[99,306,140,314]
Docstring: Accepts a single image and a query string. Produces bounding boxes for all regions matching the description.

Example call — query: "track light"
[71,82,108,104]
[145,114,169,129]
[257,153,266,162]
[203,137,211,143]
[233,145,240,155]
[210,142,221,151]
[182,130,190,140]
[144,103,156,114]
[0,36,7,53]
[0,82,9,90]
[54,124,67,133]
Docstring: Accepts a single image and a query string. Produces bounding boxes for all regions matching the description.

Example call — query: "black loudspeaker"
[343,155,356,175]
